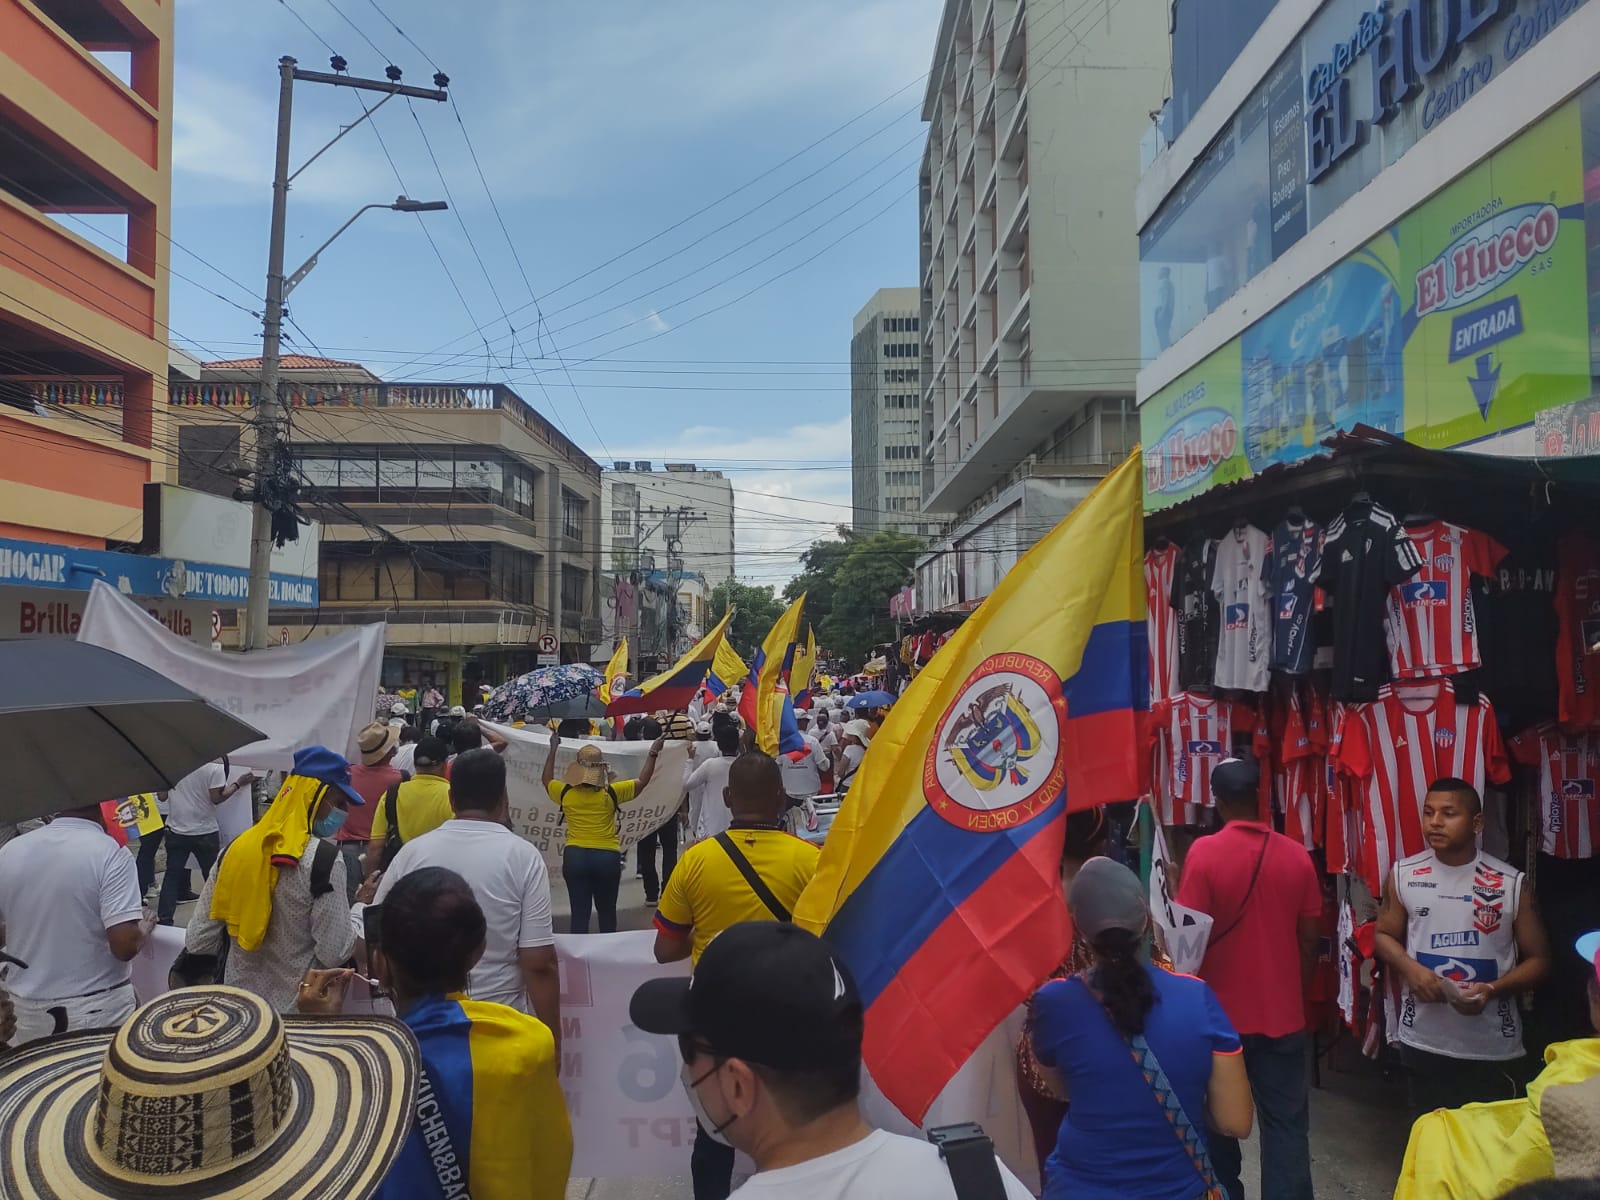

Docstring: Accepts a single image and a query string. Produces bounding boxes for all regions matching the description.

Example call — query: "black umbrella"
[0,640,265,824]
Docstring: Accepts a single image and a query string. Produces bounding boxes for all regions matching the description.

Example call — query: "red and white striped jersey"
[1385,521,1508,678]
[1324,700,1356,874]
[1337,680,1510,894]
[1145,545,1181,702]
[1150,692,1238,817]
[1508,724,1600,859]
[1275,691,1322,849]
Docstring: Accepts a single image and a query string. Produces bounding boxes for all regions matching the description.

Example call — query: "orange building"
[0,0,174,548]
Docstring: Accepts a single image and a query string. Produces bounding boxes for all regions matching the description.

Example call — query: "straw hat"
[357,721,400,766]
[0,986,418,1199]
[562,743,611,788]
[661,713,695,741]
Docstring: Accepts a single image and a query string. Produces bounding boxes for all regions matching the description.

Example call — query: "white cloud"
[643,309,671,334]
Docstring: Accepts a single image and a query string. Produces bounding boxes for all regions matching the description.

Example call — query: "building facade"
[1138,0,1600,510]
[166,357,603,697]
[912,0,1164,610]
[851,287,928,533]
[0,0,174,547]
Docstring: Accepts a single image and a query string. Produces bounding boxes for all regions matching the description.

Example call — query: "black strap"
[1206,830,1272,949]
[928,1124,1010,1200]
[309,838,338,899]
[414,1062,473,1200]
[713,833,791,922]
[380,781,405,868]
[556,783,621,825]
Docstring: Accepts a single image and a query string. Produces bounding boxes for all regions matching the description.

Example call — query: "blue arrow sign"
[1468,353,1501,419]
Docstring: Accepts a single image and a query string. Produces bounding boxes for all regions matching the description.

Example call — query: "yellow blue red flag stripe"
[794,450,1148,1121]
[607,612,732,717]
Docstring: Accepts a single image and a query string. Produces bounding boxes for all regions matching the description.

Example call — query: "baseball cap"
[389,702,409,716]
[413,734,451,767]
[448,705,467,717]
[1210,756,1260,796]
[1068,856,1149,940]
[1576,931,1600,987]
[630,922,862,1071]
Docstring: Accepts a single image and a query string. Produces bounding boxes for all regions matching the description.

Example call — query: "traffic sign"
[210,610,222,642]
[536,632,559,655]
[278,627,289,646]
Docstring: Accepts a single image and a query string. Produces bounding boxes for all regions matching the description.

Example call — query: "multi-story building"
[166,357,603,698]
[851,287,929,534]
[912,0,1165,610]
[599,461,733,664]
[1137,0,1600,511]
[0,0,173,545]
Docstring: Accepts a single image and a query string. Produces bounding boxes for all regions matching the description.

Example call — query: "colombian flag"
[739,594,806,755]
[792,627,819,709]
[598,639,628,705]
[794,450,1149,1122]
[606,613,731,717]
[702,638,749,702]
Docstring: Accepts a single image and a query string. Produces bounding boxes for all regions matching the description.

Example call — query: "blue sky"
[161,0,941,583]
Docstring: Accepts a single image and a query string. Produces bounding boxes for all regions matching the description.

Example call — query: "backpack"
[377,771,414,869]
[556,783,622,827]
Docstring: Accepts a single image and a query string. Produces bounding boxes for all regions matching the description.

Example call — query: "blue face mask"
[312,808,347,838]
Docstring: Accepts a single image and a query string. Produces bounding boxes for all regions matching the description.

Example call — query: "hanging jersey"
[1337,681,1510,895]
[1475,528,1559,732]
[1384,521,1508,679]
[1277,692,1323,850]
[1264,519,1324,674]
[1555,530,1600,729]
[1322,501,1425,702]
[1146,544,1181,702]
[1211,525,1272,692]
[1172,535,1219,690]
[1507,724,1600,859]
[1393,850,1525,1061]
[1150,692,1237,813]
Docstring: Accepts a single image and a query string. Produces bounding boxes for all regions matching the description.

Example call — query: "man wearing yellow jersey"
[652,752,821,1200]
[366,734,453,875]
[541,733,665,933]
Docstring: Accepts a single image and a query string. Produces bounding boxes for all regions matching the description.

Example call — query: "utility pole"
[244,55,449,650]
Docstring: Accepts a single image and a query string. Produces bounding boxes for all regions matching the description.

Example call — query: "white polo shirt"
[374,818,554,1011]
[686,754,736,842]
[778,735,829,799]
[165,761,246,837]
[0,817,143,1000]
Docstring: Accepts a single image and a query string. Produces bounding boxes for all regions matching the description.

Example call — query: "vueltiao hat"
[0,986,418,1199]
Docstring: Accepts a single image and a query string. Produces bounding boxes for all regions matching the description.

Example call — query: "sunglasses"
[677,1034,718,1064]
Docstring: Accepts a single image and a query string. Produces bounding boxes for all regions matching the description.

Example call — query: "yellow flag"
[791,627,818,703]
[116,794,164,836]
[599,639,628,704]
[747,593,805,755]
[709,638,748,695]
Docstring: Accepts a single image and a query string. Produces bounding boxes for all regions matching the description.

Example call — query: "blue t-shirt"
[1033,965,1240,1200]
[1263,518,1323,674]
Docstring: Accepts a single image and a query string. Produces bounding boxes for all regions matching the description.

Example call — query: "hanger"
[1231,514,1250,533]
[1286,504,1307,525]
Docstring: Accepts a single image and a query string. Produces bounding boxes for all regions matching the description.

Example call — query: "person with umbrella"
[541,729,667,934]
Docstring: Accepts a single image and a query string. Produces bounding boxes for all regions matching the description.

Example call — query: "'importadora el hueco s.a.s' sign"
[1141,93,1591,511]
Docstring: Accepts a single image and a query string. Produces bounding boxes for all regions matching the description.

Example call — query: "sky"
[158,0,943,585]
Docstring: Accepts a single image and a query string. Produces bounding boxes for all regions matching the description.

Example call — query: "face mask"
[312,808,347,838]
[680,1061,736,1146]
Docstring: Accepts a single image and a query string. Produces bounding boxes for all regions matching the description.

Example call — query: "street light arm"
[283,204,385,297]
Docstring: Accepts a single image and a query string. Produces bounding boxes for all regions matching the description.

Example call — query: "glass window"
[377,455,415,489]
[561,489,587,541]
[417,459,454,489]
[560,564,587,615]
[299,458,340,488]
[339,454,377,488]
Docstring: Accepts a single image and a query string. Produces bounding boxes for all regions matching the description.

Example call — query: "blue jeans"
[1211,1031,1313,1200]
[563,846,623,934]
[157,831,219,925]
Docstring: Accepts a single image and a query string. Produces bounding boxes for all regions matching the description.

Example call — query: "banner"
[483,722,689,866]
[77,580,384,771]
[1148,820,1214,975]
[131,927,1034,1188]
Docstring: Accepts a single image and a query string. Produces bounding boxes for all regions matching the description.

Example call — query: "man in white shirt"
[158,758,255,925]
[778,714,828,804]
[0,805,153,1044]
[812,709,838,754]
[372,749,560,1047]
[631,921,1031,1200]
[686,725,742,843]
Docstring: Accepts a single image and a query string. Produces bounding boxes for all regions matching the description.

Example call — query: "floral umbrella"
[481,663,606,723]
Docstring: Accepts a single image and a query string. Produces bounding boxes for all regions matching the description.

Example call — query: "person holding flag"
[739,595,807,758]
[609,615,733,719]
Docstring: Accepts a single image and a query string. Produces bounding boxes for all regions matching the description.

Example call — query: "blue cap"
[1576,932,1600,984]
[290,745,366,807]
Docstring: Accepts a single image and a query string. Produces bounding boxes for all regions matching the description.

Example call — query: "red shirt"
[341,761,402,843]
[1176,820,1321,1038]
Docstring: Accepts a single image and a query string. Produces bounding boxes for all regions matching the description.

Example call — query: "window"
[299,458,340,488]
[377,455,416,490]
[417,459,454,490]
[561,489,587,541]
[339,454,377,488]
[560,564,587,616]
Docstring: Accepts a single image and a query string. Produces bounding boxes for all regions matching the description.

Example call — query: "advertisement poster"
[1142,96,1593,512]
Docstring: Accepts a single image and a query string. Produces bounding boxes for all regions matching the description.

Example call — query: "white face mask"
[680,1061,736,1146]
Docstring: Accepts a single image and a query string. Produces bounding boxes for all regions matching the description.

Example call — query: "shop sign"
[0,537,318,608]
[0,586,211,645]
[1141,96,1589,511]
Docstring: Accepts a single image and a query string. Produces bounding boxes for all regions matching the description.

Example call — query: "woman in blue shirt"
[1030,858,1254,1199]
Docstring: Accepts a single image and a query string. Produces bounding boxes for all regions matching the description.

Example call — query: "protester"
[1375,777,1551,1114]
[157,756,257,925]
[831,720,871,792]
[0,804,153,1044]
[778,713,828,820]
[687,724,743,844]
[366,734,452,874]
[542,730,666,934]
[813,708,837,753]
[1174,757,1320,1200]
[0,983,418,1198]
[342,722,404,902]
[392,724,420,775]
[1029,856,1252,1199]
[632,921,1033,1199]
[387,701,409,729]
[652,752,822,1199]
[184,747,362,1012]
[451,716,508,758]
[300,867,572,1199]
[372,750,559,1037]
[420,682,445,728]
[133,790,169,900]
[639,713,692,905]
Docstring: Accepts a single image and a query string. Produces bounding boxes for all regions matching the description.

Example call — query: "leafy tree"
[784,528,853,638]
[814,530,923,664]
[709,579,786,657]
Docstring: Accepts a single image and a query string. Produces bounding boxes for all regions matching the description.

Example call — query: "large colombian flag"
[606,612,732,717]
[739,594,806,755]
[794,449,1149,1122]
[701,638,749,704]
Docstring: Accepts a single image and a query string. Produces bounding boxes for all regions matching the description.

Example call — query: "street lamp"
[284,196,448,296]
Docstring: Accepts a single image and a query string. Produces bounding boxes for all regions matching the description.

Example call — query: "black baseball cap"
[1211,756,1260,796]
[630,922,863,1070]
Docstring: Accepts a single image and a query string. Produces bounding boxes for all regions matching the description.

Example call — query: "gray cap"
[1068,856,1148,940]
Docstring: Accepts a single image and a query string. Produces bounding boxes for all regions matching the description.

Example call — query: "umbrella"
[481,663,605,723]
[1,640,265,825]
[847,690,895,710]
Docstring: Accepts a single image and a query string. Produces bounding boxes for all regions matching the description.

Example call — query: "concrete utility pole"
[244,56,449,650]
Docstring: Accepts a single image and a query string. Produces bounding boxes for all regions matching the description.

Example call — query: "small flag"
[599,639,628,704]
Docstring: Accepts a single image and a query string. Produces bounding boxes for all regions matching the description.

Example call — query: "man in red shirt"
[340,722,404,901]
[1177,757,1321,1200]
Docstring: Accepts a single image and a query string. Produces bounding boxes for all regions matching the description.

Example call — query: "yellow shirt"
[655,827,820,963]
[546,778,638,851]
[370,773,453,845]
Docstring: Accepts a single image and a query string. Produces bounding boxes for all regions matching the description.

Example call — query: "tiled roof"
[202,355,366,370]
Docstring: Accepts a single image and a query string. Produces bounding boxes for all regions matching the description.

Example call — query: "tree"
[783,528,853,639]
[814,530,923,664]
[709,579,786,658]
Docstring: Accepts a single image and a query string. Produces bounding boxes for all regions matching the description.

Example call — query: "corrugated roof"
[202,355,366,370]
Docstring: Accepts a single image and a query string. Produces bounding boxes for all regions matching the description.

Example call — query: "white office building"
[851,287,930,534]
